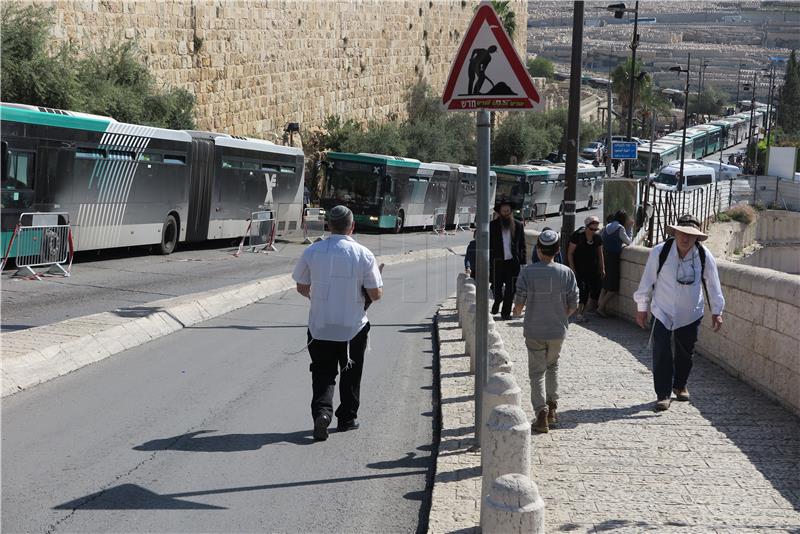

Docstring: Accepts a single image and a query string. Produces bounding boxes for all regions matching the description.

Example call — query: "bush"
[1,4,195,128]
[725,203,757,224]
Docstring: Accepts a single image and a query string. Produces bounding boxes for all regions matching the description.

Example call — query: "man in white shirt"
[633,214,725,412]
[292,205,383,441]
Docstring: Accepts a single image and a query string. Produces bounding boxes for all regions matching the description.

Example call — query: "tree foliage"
[611,58,651,135]
[526,56,555,80]
[777,49,800,136]
[478,1,517,40]
[688,84,728,116]
[1,4,196,129]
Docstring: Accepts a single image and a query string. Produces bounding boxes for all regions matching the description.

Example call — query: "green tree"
[526,56,555,80]
[493,114,532,163]
[688,84,728,116]
[0,4,81,110]
[1,4,195,129]
[777,49,800,136]
[611,58,650,135]
[478,0,517,40]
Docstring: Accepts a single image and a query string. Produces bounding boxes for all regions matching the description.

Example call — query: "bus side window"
[4,150,35,190]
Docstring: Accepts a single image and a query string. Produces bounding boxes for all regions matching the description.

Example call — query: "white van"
[653,161,716,191]
[685,159,742,181]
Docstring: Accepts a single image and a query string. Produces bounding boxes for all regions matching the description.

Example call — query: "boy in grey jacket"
[513,229,579,433]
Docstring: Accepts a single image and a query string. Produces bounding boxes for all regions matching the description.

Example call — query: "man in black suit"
[490,201,527,320]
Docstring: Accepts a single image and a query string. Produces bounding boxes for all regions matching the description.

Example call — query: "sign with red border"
[442,2,541,111]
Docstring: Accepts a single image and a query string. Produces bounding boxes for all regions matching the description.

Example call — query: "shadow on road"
[133,429,314,452]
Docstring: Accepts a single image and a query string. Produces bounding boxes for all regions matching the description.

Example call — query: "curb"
[1,245,466,397]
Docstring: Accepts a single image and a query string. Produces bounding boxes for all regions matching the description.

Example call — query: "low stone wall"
[609,246,800,417]
[757,209,800,242]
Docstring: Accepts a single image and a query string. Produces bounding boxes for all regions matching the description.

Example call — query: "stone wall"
[21,0,527,140]
[610,245,800,418]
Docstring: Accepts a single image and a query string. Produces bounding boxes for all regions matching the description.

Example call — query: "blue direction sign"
[611,141,638,160]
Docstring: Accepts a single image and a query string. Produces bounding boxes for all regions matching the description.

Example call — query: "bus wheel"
[159,215,178,255]
[394,211,404,234]
[587,196,594,209]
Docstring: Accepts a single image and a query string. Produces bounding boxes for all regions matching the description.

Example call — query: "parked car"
[580,142,605,160]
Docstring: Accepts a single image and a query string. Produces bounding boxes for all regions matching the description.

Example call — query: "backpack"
[656,238,708,299]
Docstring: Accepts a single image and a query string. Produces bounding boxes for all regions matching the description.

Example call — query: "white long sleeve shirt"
[633,242,725,330]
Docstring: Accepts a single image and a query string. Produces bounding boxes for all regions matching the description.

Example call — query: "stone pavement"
[429,298,800,533]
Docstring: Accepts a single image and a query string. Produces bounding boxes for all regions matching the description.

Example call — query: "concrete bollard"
[460,279,476,322]
[488,348,513,375]
[487,328,504,351]
[480,404,531,509]
[482,473,545,534]
[460,283,476,330]
[456,273,466,325]
[481,373,522,444]
[466,303,477,370]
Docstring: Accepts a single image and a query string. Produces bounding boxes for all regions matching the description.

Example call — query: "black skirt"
[603,251,622,292]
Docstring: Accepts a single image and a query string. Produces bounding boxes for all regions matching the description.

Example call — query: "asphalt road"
[1,252,465,534]
[1,207,600,332]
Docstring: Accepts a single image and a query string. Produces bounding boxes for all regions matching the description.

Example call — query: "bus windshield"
[326,160,382,204]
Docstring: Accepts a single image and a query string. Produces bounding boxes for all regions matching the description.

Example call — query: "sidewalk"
[430,298,800,532]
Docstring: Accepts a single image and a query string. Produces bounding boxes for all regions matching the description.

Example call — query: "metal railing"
[1,212,73,279]
[303,207,326,244]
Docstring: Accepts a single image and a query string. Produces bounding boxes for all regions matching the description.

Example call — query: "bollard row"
[480,403,530,504]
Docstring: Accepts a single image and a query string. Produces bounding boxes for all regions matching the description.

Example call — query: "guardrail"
[303,207,326,244]
[1,212,73,279]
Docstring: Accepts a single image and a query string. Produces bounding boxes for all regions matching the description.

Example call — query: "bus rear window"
[2,150,35,190]
[164,155,186,165]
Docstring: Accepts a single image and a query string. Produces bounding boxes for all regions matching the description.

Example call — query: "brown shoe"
[673,387,690,401]
[655,398,671,411]
[533,410,549,433]
[546,401,558,425]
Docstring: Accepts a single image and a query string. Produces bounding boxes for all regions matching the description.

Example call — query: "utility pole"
[562,1,584,248]
[625,1,640,179]
[606,81,613,179]
[677,54,691,193]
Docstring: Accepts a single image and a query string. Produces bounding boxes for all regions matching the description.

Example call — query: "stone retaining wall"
[21,0,527,138]
[609,246,800,417]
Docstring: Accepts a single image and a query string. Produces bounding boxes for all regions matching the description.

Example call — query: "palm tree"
[489,0,516,40]
[611,58,650,135]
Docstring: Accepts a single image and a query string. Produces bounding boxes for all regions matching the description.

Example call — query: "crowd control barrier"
[455,206,473,231]
[234,210,276,256]
[303,208,326,244]
[1,212,73,279]
[431,207,449,236]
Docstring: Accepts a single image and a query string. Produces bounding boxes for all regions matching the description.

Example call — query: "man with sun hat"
[633,214,725,412]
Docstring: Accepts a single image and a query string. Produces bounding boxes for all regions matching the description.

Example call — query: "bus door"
[186,138,214,242]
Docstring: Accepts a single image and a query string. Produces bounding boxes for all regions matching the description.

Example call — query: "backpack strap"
[656,238,674,276]
[655,237,710,303]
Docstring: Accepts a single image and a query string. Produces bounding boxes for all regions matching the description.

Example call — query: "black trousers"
[307,323,370,423]
[576,270,602,304]
[492,259,520,318]
[652,317,701,400]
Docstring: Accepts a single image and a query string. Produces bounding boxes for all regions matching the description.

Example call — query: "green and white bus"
[1,103,305,258]
[492,163,603,218]
[322,152,452,231]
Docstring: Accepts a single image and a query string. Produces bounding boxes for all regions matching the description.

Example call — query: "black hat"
[493,199,513,213]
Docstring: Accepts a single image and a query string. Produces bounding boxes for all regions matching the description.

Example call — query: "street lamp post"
[607,2,639,178]
[669,54,691,193]
[764,65,776,151]
[735,62,746,112]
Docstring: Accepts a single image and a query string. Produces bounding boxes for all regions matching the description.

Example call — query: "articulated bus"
[0,103,305,257]
[321,152,497,232]
[492,163,603,218]
[632,107,768,177]
[432,162,497,228]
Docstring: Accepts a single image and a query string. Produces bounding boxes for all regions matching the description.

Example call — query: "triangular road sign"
[442,2,541,111]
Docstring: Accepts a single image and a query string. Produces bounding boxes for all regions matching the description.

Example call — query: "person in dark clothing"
[489,201,527,320]
[567,215,605,322]
[597,210,633,316]
[464,230,477,277]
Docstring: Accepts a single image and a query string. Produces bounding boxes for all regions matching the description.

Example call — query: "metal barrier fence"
[455,206,472,231]
[432,207,448,235]
[533,202,547,222]
[303,208,326,244]
[234,210,276,256]
[1,212,73,279]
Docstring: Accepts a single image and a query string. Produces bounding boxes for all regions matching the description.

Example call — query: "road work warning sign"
[442,2,541,111]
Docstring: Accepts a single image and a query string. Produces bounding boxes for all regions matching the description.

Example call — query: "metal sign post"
[442,2,542,448]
